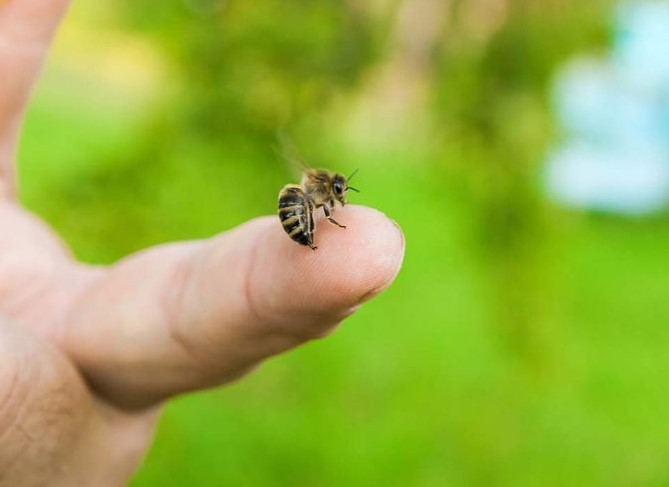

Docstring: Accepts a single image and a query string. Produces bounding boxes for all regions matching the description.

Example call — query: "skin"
[0,1,405,486]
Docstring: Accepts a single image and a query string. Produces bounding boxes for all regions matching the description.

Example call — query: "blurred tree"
[116,0,377,142]
[343,0,450,145]
[433,0,612,365]
[59,0,382,255]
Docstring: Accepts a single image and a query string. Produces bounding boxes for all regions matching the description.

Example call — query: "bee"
[278,168,359,250]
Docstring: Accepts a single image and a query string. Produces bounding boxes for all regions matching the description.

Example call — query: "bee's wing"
[273,130,311,179]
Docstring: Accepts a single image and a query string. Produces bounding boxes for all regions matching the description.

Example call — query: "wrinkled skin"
[0,1,405,485]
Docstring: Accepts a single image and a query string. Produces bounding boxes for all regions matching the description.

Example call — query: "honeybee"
[278,168,359,250]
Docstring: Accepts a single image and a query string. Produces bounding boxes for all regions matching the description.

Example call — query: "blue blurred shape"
[613,0,669,94]
[545,0,669,214]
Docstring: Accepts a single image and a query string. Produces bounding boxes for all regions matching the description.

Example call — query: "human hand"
[0,1,405,485]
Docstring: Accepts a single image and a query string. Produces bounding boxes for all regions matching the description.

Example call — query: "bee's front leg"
[322,205,346,229]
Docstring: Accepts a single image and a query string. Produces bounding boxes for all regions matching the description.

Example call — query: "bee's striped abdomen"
[278,185,316,250]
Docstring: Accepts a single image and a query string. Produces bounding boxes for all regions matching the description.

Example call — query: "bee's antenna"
[347,168,359,182]
[347,186,360,193]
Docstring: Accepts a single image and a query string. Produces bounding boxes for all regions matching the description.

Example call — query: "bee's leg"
[307,199,318,250]
[307,228,317,251]
[323,205,346,229]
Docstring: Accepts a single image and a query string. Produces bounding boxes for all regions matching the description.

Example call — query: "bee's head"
[332,169,359,206]
[332,174,348,205]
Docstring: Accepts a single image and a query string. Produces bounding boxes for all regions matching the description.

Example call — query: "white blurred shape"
[546,140,669,214]
[545,0,669,215]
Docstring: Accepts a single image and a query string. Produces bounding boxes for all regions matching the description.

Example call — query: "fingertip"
[311,205,405,304]
[252,205,405,328]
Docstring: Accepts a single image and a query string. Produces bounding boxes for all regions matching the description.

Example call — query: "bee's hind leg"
[322,205,346,229]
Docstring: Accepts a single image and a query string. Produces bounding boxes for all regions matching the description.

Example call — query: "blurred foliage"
[433,0,614,362]
[117,0,376,138]
[17,0,669,485]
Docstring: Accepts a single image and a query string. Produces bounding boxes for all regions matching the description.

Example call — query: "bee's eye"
[333,181,343,194]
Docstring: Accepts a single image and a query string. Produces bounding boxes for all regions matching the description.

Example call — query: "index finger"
[64,205,405,409]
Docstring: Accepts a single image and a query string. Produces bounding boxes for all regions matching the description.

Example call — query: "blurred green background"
[18,0,669,485]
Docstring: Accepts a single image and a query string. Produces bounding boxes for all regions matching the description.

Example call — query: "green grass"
[123,213,669,487]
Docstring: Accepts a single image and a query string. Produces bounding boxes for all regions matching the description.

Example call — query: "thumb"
[0,0,71,190]
[0,0,69,44]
